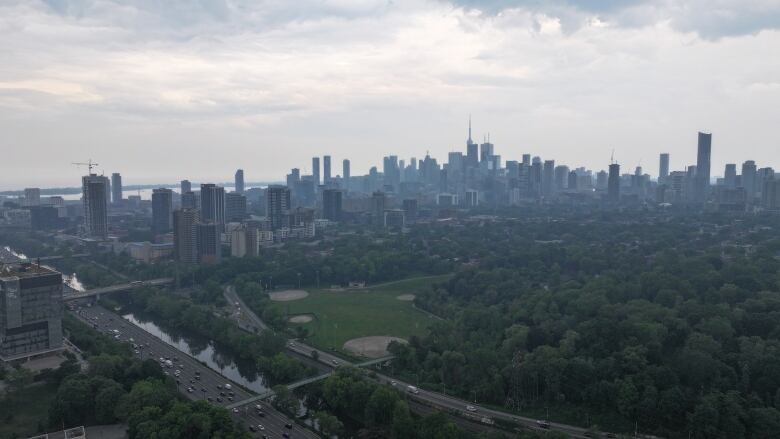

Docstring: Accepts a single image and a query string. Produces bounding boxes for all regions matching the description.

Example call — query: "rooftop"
[0,262,59,280]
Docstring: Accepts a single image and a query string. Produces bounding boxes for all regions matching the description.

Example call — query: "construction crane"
[72,160,99,174]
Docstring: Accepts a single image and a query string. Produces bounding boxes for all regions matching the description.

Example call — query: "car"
[220,392,226,396]
[285,423,293,429]
[289,342,296,347]
[187,388,194,393]
[201,388,207,392]
[331,359,339,365]
[217,384,222,389]
[390,380,397,386]
[466,405,477,412]
[249,426,257,432]
[207,397,213,402]
[228,397,233,401]
[255,404,263,410]
[195,376,200,380]
[282,433,290,438]
[232,408,239,414]
[257,425,265,431]
[536,420,550,429]
[256,411,265,417]
[217,397,223,402]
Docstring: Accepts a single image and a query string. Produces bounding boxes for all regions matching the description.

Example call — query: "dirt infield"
[396,294,415,301]
[269,289,309,301]
[289,314,314,323]
[343,336,407,358]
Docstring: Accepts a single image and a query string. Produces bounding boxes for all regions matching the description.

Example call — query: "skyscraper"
[695,132,712,202]
[343,159,351,189]
[173,208,199,264]
[542,160,555,196]
[371,191,386,227]
[741,160,757,202]
[181,179,191,194]
[82,174,108,239]
[111,173,122,204]
[181,191,198,210]
[323,155,331,184]
[234,169,245,194]
[196,223,221,265]
[23,188,40,206]
[151,188,173,236]
[724,164,737,188]
[199,184,225,226]
[1,262,63,361]
[322,189,343,222]
[659,153,669,183]
[225,192,247,222]
[266,185,291,230]
[608,163,620,203]
[312,157,320,187]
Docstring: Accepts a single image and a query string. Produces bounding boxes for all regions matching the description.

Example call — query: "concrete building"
[234,169,245,194]
[342,159,351,190]
[151,188,173,236]
[173,208,199,264]
[225,192,247,222]
[695,132,712,202]
[1,262,63,361]
[312,157,320,187]
[111,173,122,204]
[322,189,343,222]
[608,163,620,203]
[81,174,109,239]
[199,184,225,226]
[23,188,40,207]
[180,179,192,194]
[197,223,221,265]
[659,153,669,183]
[266,186,291,230]
[323,156,331,184]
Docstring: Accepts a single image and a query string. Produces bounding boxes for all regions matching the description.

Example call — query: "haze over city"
[2,0,780,189]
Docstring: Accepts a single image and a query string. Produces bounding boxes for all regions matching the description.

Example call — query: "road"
[224,286,268,331]
[71,304,318,439]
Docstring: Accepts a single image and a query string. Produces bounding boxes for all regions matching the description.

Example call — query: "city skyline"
[2,1,779,188]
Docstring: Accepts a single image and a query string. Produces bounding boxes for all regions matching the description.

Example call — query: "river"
[119,306,271,394]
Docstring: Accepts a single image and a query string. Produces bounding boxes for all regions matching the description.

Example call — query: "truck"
[406,385,419,394]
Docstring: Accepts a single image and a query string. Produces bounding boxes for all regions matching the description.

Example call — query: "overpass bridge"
[63,278,174,301]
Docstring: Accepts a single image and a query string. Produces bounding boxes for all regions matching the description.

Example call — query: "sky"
[1,0,779,189]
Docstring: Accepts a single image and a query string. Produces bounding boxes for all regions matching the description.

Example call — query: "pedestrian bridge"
[62,278,174,301]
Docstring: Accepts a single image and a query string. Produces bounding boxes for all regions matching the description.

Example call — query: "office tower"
[287,168,301,196]
[323,156,331,184]
[181,191,197,209]
[173,208,199,264]
[383,156,400,191]
[724,164,737,188]
[266,185,291,230]
[479,139,494,163]
[0,262,63,361]
[530,158,542,195]
[542,160,555,196]
[104,177,112,208]
[695,132,712,202]
[741,160,757,203]
[371,191,386,226]
[596,170,608,190]
[659,154,669,183]
[199,184,225,225]
[230,226,247,257]
[322,189,343,221]
[312,157,320,187]
[235,169,245,193]
[402,199,418,222]
[763,180,780,210]
[608,163,620,203]
[151,188,173,236]
[343,159,351,189]
[196,223,221,265]
[23,188,40,206]
[467,144,479,168]
[181,179,192,194]
[225,192,247,222]
[554,165,569,191]
[82,174,108,239]
[522,154,531,167]
[568,171,578,190]
[111,173,122,204]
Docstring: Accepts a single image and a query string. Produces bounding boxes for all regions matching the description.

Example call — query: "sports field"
[270,275,450,356]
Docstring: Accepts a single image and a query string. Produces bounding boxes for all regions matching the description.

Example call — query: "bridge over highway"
[63,278,174,301]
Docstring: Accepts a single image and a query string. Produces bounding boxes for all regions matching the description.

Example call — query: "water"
[5,185,265,201]
[121,307,270,394]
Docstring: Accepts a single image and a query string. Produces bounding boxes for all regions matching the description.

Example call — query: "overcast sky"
[1,0,779,189]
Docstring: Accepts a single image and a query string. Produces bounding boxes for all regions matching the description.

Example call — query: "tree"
[315,411,343,437]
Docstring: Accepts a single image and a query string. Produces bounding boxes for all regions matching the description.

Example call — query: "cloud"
[446,0,780,38]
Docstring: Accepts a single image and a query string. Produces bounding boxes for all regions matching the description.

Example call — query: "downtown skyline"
[2,0,780,188]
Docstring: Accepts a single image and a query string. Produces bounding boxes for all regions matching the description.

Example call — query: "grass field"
[271,275,450,356]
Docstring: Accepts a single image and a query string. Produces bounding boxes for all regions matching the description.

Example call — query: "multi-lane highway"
[71,304,318,439]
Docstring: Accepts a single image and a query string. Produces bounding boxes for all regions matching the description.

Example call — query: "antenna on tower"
[610,149,615,165]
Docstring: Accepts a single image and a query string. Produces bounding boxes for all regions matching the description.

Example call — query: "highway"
[71,304,318,439]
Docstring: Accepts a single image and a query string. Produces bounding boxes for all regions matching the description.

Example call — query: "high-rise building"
[173,208,199,264]
[23,188,40,206]
[181,179,192,194]
[151,188,173,236]
[312,157,320,187]
[402,199,418,222]
[82,174,109,239]
[741,160,757,203]
[181,191,198,210]
[371,191,386,226]
[111,173,122,204]
[695,132,712,202]
[659,154,669,183]
[542,160,555,196]
[554,165,569,191]
[568,171,578,191]
[225,192,247,222]
[479,140,494,163]
[323,156,331,184]
[199,184,225,226]
[342,159,351,189]
[724,164,737,188]
[1,262,63,361]
[608,163,620,203]
[266,186,291,230]
[322,189,343,222]
[383,156,400,191]
[235,169,245,194]
[196,223,221,265]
